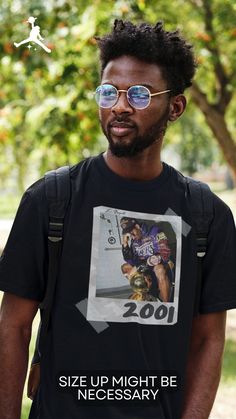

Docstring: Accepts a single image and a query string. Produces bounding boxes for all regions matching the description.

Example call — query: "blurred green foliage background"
[0,0,236,194]
[0,1,236,418]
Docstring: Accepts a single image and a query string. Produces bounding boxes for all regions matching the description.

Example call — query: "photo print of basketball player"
[120,217,175,303]
[87,207,180,325]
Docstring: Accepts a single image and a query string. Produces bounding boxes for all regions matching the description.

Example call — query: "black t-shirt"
[0,154,236,419]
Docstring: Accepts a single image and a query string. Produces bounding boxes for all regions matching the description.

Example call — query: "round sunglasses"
[95,84,171,110]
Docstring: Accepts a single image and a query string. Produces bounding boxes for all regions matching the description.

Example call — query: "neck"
[103,142,163,181]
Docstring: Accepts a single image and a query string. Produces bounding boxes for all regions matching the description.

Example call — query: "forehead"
[102,55,166,88]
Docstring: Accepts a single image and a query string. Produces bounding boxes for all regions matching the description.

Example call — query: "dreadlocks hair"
[95,20,197,95]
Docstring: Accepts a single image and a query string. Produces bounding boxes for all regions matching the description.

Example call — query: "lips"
[109,121,136,137]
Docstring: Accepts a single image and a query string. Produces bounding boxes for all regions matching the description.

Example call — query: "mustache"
[108,117,137,128]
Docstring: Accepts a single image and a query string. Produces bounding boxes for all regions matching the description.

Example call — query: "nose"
[111,91,134,115]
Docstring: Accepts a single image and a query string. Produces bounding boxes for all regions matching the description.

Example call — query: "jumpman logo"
[14,16,51,53]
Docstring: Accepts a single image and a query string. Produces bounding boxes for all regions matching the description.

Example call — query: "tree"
[188,0,236,181]
[124,0,236,180]
[0,0,235,191]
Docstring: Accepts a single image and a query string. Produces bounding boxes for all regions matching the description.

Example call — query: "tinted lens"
[128,85,150,109]
[95,84,118,108]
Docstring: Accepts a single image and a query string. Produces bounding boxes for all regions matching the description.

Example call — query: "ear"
[168,94,187,122]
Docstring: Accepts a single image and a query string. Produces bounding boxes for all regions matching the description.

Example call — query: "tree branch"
[200,0,232,112]
[190,82,236,179]
[190,82,215,115]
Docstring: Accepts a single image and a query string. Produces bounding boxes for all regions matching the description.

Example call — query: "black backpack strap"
[34,158,93,360]
[39,166,71,353]
[186,177,214,314]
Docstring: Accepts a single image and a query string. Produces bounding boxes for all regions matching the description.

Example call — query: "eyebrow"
[101,81,156,89]
[140,83,154,89]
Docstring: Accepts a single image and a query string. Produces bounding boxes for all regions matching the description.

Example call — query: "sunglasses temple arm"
[151,89,171,97]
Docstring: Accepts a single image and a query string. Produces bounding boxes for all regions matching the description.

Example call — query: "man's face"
[99,55,171,158]
[130,224,142,240]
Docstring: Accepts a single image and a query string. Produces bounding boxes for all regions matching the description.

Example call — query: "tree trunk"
[191,83,236,182]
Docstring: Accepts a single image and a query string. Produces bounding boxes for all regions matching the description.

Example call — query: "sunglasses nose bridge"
[112,89,133,112]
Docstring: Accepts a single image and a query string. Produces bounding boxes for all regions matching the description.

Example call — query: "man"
[120,217,173,301]
[0,19,236,419]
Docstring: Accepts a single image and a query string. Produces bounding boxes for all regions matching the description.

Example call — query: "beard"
[100,106,170,158]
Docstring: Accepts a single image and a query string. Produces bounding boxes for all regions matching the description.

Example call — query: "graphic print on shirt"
[87,206,182,325]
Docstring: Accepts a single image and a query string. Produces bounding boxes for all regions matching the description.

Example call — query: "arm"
[181,311,226,419]
[0,293,39,419]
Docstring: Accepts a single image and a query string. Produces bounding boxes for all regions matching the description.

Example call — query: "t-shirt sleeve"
[0,180,48,301]
[199,193,236,313]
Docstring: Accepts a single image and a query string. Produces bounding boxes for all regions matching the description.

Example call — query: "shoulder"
[69,156,97,180]
[19,178,46,213]
[25,158,94,197]
[170,166,212,197]
[209,193,235,236]
[167,165,235,231]
[185,175,234,229]
[169,165,232,214]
